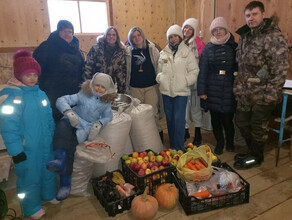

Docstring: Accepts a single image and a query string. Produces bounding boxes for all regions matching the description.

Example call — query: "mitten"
[87,121,102,141]
[64,110,80,127]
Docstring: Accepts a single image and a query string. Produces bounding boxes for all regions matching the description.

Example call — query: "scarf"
[210,32,231,45]
[169,42,180,58]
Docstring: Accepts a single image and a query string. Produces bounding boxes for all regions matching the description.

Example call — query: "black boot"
[234,138,252,161]
[192,127,202,146]
[184,128,190,142]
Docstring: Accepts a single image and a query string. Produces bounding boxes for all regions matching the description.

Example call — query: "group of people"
[0,0,289,219]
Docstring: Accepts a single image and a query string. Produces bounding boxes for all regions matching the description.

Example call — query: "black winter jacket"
[197,34,237,113]
[33,31,84,121]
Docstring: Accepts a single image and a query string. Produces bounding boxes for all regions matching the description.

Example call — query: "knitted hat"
[57,20,74,34]
[13,50,41,80]
[90,73,116,95]
[167,24,183,40]
[182,18,199,36]
[209,17,229,33]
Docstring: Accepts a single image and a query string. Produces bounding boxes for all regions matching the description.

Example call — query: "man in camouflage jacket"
[233,1,289,169]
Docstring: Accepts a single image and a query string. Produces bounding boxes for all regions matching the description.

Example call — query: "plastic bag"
[206,167,242,195]
[75,137,115,164]
[176,146,213,182]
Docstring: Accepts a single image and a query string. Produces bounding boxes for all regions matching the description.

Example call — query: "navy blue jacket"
[197,34,237,113]
[33,31,84,121]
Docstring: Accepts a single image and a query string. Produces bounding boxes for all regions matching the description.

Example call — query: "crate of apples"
[121,149,179,195]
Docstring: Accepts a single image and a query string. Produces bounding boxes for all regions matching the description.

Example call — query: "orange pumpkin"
[155,183,179,210]
[131,186,159,220]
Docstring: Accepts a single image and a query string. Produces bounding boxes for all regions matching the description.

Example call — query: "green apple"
[156,155,163,163]
[171,149,177,157]
[121,154,129,161]
[147,151,155,156]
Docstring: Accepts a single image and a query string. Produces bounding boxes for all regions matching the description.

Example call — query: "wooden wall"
[0,0,291,84]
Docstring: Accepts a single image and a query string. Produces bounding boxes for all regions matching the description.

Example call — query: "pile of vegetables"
[183,158,207,171]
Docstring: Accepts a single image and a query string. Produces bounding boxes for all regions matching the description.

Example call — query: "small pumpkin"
[155,183,179,210]
[131,186,159,220]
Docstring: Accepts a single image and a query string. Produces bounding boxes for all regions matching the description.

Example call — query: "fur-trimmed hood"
[81,80,117,102]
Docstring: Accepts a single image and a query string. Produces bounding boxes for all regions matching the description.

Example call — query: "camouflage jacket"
[83,36,128,93]
[234,17,289,105]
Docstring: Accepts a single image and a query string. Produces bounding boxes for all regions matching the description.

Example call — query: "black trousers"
[53,119,78,176]
[210,111,235,150]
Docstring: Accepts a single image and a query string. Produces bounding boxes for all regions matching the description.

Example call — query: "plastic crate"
[91,170,142,217]
[121,156,175,195]
[172,162,250,215]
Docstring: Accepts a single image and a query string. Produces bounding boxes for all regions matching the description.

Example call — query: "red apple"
[131,163,141,172]
[138,168,145,176]
[159,151,167,157]
[151,166,159,173]
[141,162,148,170]
[161,159,169,166]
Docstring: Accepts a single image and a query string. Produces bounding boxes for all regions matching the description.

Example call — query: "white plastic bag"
[75,137,115,164]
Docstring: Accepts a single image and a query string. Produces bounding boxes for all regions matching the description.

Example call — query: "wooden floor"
[3,120,292,220]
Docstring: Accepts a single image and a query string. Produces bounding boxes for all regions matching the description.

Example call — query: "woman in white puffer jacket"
[156,24,199,151]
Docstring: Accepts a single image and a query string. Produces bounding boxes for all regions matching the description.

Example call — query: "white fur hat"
[167,24,183,40]
[90,72,116,94]
[209,17,229,33]
[182,18,199,36]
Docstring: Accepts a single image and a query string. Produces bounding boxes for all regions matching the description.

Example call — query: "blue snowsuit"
[0,85,56,217]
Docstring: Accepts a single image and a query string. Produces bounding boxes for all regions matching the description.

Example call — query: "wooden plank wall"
[0,0,291,84]
[215,0,292,45]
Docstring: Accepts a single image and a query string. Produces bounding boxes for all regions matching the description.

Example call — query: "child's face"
[169,34,180,45]
[21,73,38,87]
[93,84,106,95]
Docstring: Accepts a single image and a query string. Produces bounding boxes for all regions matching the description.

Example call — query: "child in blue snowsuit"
[46,72,117,201]
[0,50,57,219]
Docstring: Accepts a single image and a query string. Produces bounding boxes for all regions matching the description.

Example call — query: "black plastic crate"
[172,162,250,215]
[121,153,175,195]
[91,170,142,217]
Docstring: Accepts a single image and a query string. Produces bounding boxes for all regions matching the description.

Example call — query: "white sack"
[92,111,132,177]
[70,154,94,197]
[129,104,163,153]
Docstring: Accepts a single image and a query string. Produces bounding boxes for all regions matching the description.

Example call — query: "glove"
[87,121,102,141]
[64,110,80,127]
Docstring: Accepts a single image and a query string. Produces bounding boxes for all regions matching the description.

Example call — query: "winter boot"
[192,127,202,146]
[56,175,71,201]
[46,148,67,174]
[184,128,190,142]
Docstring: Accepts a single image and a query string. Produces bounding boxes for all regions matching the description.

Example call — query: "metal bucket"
[111,94,133,111]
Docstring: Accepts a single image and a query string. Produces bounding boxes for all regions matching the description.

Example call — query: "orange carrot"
[194,160,206,170]
[116,185,129,197]
[191,191,210,198]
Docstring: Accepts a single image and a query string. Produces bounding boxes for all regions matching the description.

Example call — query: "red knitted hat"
[13,50,41,80]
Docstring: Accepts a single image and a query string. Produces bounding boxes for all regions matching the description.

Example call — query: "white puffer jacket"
[156,42,199,97]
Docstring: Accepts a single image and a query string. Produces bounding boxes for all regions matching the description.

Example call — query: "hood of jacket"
[81,80,117,103]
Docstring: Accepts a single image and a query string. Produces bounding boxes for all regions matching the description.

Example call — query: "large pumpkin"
[131,186,159,220]
[155,183,178,210]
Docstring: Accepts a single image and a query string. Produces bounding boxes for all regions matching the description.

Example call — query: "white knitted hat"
[209,17,229,33]
[167,24,183,40]
[182,18,199,36]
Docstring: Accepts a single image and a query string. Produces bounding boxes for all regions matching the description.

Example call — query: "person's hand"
[64,110,80,127]
[88,121,102,141]
[200,95,207,100]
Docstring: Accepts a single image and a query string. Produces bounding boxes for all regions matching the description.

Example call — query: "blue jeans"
[162,95,188,151]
